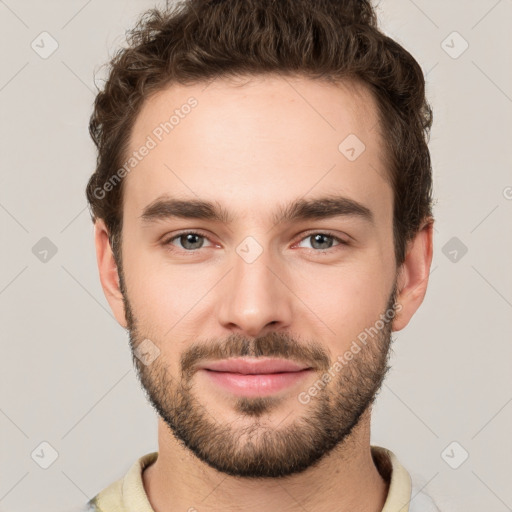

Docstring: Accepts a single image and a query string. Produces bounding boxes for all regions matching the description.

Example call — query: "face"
[113,75,401,478]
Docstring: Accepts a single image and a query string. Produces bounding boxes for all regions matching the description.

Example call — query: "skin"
[94,75,433,512]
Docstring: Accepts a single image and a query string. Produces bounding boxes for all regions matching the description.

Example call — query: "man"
[84,0,440,510]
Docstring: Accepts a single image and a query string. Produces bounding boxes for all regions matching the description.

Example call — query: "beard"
[119,267,398,479]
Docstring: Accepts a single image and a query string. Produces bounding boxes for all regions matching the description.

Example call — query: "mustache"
[180,331,331,378]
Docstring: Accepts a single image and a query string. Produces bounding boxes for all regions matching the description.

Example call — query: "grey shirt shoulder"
[65,500,99,512]
[409,484,443,512]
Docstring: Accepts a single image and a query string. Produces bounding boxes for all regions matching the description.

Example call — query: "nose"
[216,243,294,339]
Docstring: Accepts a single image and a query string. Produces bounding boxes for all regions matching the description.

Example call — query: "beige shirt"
[83,445,440,512]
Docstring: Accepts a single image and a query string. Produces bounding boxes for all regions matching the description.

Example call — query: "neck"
[143,409,389,512]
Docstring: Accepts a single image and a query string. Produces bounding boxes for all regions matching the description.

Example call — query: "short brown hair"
[86,0,434,269]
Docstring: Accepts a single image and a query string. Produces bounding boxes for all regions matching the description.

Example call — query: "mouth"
[199,357,312,374]
[198,357,314,397]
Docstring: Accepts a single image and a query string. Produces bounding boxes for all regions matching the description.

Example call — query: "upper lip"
[199,357,312,374]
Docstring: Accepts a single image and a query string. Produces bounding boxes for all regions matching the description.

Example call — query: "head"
[88,0,434,478]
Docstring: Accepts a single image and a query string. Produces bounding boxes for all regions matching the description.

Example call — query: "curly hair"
[86,0,434,269]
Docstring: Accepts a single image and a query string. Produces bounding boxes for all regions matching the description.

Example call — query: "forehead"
[122,74,391,226]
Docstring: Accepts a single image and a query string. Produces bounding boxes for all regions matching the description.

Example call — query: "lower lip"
[201,369,313,397]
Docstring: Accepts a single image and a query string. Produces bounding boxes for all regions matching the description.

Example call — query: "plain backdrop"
[0,1,511,511]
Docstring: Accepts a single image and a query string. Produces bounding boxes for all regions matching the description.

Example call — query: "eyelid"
[292,229,351,247]
[162,229,215,249]
[162,229,350,254]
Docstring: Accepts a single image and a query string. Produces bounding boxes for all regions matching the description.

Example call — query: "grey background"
[0,0,511,511]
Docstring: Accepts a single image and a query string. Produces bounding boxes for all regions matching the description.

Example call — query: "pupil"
[313,234,332,250]
[183,234,202,249]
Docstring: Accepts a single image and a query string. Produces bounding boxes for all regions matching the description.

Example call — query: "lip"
[199,357,312,374]
[198,357,314,397]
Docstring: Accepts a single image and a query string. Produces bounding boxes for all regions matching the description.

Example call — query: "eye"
[295,231,349,252]
[163,231,214,252]
[162,230,350,255]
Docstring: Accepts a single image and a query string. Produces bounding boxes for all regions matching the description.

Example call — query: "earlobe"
[392,219,434,332]
[94,219,128,329]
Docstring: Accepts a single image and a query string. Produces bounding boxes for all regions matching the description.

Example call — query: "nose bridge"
[216,236,293,337]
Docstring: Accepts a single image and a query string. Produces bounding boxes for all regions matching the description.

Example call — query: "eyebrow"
[140,194,374,227]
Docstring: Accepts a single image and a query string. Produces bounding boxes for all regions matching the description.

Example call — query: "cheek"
[121,245,221,342]
[295,258,391,352]
[120,244,180,326]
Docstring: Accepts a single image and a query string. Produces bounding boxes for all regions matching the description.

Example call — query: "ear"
[392,219,434,332]
[94,219,128,329]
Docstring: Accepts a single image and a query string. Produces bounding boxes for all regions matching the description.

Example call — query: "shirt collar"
[93,445,412,512]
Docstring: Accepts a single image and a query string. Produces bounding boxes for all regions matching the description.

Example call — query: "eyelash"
[162,230,350,255]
